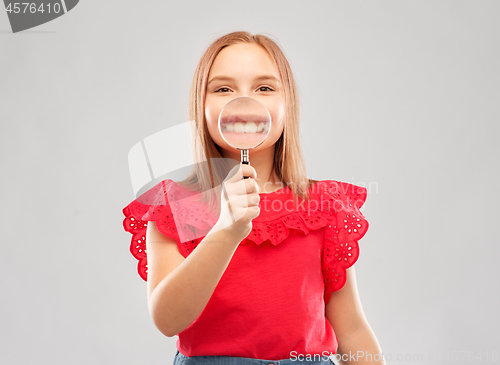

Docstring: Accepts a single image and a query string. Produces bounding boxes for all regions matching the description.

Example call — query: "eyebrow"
[207,75,282,86]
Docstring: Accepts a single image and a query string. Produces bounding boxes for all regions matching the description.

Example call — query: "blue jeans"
[174,350,337,364]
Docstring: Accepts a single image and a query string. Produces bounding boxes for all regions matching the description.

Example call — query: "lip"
[219,114,268,127]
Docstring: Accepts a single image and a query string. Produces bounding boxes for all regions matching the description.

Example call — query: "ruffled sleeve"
[122,179,220,281]
[320,180,369,304]
[122,180,183,281]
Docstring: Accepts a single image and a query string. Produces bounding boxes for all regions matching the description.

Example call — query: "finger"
[222,166,244,199]
[240,164,257,179]
[245,178,259,195]
[247,193,260,207]
[224,164,244,185]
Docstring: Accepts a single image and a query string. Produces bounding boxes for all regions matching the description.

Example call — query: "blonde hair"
[180,31,318,211]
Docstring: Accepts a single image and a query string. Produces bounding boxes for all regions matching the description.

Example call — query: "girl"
[122,31,385,365]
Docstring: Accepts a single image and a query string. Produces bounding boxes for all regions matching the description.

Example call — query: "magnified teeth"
[221,121,267,133]
[234,122,245,133]
[245,122,258,133]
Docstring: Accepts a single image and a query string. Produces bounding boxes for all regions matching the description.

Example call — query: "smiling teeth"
[222,121,266,133]
[245,122,257,133]
[234,122,245,133]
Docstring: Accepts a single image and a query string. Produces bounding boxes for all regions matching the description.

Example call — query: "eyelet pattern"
[122,179,369,297]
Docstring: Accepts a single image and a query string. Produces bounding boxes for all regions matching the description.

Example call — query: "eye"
[258,86,274,92]
[214,87,231,93]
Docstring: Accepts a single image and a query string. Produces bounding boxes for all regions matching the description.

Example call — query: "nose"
[234,91,251,99]
[229,95,265,106]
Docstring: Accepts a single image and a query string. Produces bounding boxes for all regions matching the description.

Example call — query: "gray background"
[1,1,499,364]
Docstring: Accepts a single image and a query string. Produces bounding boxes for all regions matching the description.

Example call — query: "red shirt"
[122,179,368,360]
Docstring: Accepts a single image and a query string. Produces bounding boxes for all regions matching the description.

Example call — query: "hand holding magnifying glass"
[215,97,272,234]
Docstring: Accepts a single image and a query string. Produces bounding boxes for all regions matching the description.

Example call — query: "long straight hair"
[180,31,318,212]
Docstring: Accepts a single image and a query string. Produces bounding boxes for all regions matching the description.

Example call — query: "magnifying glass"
[218,97,272,179]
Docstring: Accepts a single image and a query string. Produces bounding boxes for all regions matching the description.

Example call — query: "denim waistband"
[174,350,336,365]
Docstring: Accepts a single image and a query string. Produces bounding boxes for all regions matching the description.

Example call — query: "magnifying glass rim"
[217,96,272,150]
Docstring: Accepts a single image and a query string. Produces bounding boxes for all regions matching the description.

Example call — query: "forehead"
[208,43,280,80]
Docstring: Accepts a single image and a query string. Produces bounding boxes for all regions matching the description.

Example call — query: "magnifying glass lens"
[218,97,271,150]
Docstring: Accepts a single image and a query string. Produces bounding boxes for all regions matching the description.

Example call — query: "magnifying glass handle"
[241,149,249,179]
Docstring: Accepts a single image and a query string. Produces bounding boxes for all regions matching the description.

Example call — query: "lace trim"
[122,203,150,281]
[122,179,369,298]
[320,181,368,303]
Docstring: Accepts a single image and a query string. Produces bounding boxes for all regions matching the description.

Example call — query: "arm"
[325,266,386,365]
[146,221,241,337]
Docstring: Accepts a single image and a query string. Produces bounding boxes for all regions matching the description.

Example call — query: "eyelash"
[214,86,274,93]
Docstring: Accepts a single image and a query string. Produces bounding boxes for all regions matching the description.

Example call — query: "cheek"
[269,99,285,131]
[205,99,224,143]
[205,98,228,132]
[205,101,217,126]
